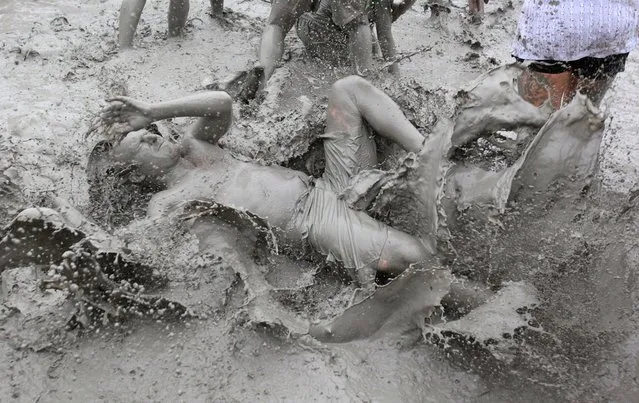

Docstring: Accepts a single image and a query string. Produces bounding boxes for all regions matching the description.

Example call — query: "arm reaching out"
[102,91,233,144]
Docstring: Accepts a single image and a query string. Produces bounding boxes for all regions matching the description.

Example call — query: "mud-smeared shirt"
[513,0,639,61]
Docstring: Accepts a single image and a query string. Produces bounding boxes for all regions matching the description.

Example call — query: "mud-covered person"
[509,0,639,109]
[238,0,416,100]
[97,76,440,290]
[296,0,416,76]
[118,0,224,49]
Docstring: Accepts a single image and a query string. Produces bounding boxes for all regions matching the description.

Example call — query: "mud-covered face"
[112,131,180,178]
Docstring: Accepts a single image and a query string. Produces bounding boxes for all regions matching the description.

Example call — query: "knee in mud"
[331,75,367,95]
[379,235,433,273]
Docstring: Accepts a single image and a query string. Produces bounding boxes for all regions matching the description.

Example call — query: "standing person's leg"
[347,21,374,76]
[260,0,313,81]
[572,53,629,107]
[168,0,189,37]
[210,0,224,16]
[118,0,147,49]
[468,0,485,14]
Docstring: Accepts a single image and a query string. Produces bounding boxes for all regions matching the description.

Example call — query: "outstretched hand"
[101,96,153,134]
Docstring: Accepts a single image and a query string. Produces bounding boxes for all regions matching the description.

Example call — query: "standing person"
[259,0,371,82]
[510,0,638,109]
[248,0,416,99]
[296,0,415,76]
[118,0,224,49]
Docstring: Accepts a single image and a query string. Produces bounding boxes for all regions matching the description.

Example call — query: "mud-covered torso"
[150,157,310,242]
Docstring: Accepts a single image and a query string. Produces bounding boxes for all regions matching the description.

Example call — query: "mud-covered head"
[87,138,167,228]
[109,128,182,178]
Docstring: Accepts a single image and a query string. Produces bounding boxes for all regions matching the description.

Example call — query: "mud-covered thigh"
[300,184,389,270]
[320,124,378,192]
[268,0,313,28]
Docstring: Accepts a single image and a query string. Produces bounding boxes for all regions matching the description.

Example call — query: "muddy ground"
[1,0,639,401]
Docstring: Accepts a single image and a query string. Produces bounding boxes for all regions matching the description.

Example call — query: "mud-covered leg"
[168,0,189,37]
[326,76,425,152]
[310,265,452,343]
[468,0,485,14]
[508,93,605,204]
[347,21,374,76]
[327,76,443,242]
[210,0,224,16]
[118,0,147,49]
[577,76,616,107]
[260,0,312,81]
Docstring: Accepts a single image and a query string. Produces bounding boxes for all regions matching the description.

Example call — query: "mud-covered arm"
[147,92,233,145]
[103,92,233,145]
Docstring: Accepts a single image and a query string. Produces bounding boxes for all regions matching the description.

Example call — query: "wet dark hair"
[87,140,165,228]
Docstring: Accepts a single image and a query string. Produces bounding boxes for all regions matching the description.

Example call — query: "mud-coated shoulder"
[181,134,228,167]
[147,189,183,219]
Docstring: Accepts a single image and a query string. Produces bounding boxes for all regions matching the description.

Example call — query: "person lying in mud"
[510,0,638,109]
[98,75,438,289]
[118,0,224,49]
[234,0,416,101]
[93,64,608,343]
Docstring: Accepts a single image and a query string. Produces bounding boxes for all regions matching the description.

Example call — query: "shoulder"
[147,187,189,219]
[181,134,226,165]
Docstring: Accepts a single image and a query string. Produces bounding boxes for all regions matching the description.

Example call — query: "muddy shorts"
[296,12,350,61]
[294,125,391,270]
[515,53,629,80]
[296,0,369,61]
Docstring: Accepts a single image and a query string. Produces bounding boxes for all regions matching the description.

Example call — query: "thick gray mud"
[2,0,639,402]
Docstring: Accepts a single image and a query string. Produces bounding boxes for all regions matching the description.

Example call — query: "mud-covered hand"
[101,96,153,134]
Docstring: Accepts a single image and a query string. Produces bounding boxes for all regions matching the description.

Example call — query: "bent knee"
[331,75,369,95]
[378,232,433,273]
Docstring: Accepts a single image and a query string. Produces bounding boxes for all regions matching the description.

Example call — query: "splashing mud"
[2,0,639,401]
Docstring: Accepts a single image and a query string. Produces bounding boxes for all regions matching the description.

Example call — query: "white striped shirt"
[513,0,639,61]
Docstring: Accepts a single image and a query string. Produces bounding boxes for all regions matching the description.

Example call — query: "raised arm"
[102,91,233,144]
